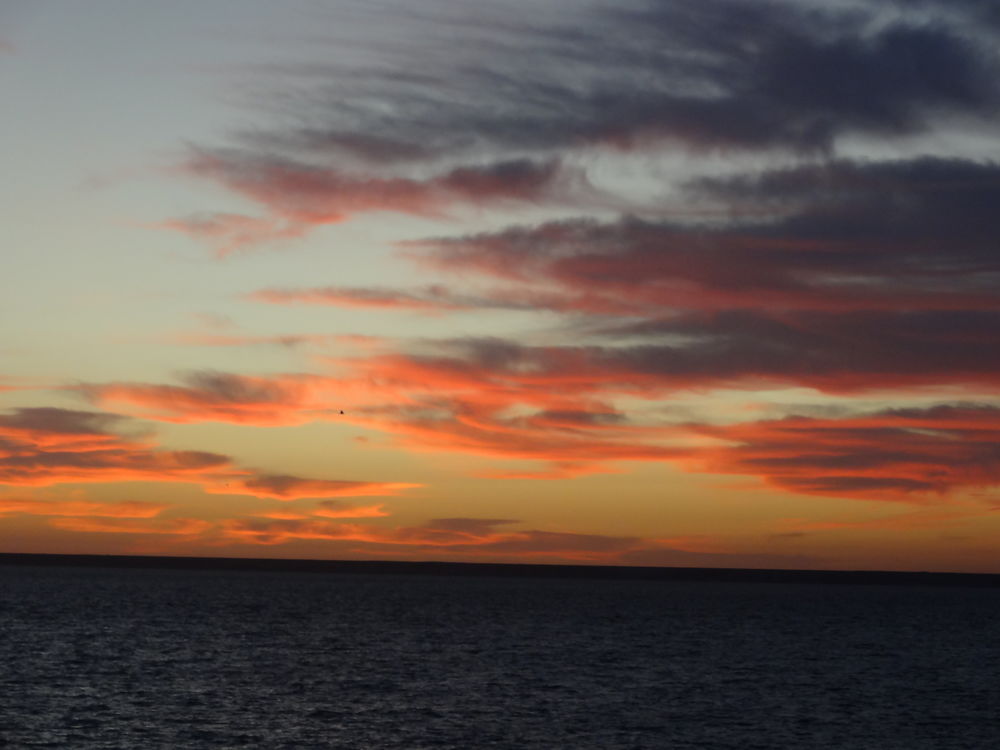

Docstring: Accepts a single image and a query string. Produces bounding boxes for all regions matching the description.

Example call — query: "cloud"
[246,283,575,314]
[70,327,1000,484]
[337,320,1000,414]
[49,517,212,536]
[177,151,597,251]
[166,0,1000,262]
[170,332,341,349]
[218,515,641,560]
[311,500,389,518]
[0,406,231,488]
[77,371,342,426]
[74,365,1000,504]
[243,500,389,521]
[157,212,305,258]
[208,474,418,501]
[592,309,1000,393]
[186,151,578,223]
[217,514,815,565]
[70,4,1000,509]
[0,407,143,451]
[407,158,1000,315]
[687,404,1000,502]
[0,407,419,510]
[0,497,167,518]
[234,1,998,161]
[248,285,482,313]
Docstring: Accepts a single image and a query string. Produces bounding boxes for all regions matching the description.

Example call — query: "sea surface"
[1,565,998,749]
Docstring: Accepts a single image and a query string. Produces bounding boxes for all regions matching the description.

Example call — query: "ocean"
[1,564,997,749]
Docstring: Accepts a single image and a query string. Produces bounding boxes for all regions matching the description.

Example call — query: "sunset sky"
[4,0,1000,572]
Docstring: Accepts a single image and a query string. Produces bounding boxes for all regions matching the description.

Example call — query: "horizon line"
[2,552,998,588]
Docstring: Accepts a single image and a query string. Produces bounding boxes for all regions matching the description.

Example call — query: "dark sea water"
[1,566,998,749]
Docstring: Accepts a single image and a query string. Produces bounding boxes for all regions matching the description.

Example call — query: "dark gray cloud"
[395,308,1000,394]
[406,157,1000,314]
[236,0,998,162]
[0,407,128,437]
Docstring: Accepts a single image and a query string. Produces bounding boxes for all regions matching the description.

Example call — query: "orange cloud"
[50,517,212,536]
[312,500,389,518]
[73,359,683,477]
[0,408,236,489]
[255,510,309,520]
[71,358,1000,499]
[77,371,346,426]
[0,408,420,511]
[0,498,167,518]
[206,474,418,501]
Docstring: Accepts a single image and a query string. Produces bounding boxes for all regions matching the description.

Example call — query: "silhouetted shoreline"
[2,553,998,588]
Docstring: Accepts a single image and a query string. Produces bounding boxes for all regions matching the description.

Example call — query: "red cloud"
[184,151,591,231]
[687,405,1000,502]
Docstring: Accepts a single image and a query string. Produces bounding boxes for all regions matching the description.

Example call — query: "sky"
[3,0,1000,572]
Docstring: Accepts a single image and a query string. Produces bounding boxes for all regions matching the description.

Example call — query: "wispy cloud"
[232,1,998,161]
[174,150,600,253]
[157,212,306,258]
